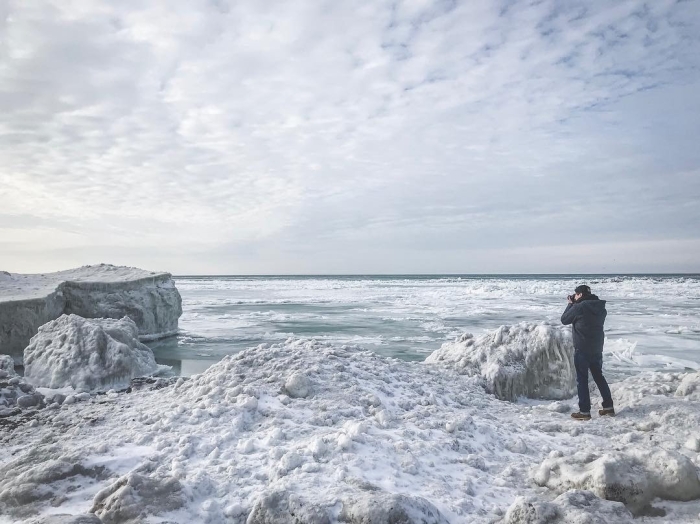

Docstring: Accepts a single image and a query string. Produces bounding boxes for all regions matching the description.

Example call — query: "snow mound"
[676,372,700,397]
[339,491,451,523]
[247,490,332,523]
[504,489,632,523]
[24,315,160,390]
[0,264,182,355]
[90,472,183,524]
[425,323,575,401]
[533,448,700,515]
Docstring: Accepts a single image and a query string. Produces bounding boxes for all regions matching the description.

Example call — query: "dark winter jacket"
[561,294,607,355]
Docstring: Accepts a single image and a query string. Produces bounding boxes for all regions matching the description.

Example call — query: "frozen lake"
[150,275,700,376]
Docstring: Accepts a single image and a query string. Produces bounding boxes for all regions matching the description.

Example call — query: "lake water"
[148,275,700,377]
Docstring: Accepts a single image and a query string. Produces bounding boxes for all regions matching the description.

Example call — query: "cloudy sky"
[1,0,699,274]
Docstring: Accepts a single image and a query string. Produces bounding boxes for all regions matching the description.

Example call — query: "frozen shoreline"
[1,337,699,524]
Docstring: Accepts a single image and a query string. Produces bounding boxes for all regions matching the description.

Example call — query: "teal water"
[148,274,700,376]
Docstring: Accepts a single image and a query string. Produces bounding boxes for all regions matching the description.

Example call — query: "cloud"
[1,0,699,273]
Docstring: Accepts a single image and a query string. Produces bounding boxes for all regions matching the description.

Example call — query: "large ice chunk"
[533,449,700,515]
[24,314,160,390]
[0,264,182,355]
[425,323,575,401]
[504,490,633,523]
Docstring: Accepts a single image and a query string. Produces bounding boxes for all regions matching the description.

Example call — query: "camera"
[567,294,576,302]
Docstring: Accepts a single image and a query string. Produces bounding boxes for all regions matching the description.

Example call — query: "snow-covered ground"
[0,265,182,356]
[1,334,700,523]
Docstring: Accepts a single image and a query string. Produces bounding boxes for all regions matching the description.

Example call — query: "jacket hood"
[578,296,607,315]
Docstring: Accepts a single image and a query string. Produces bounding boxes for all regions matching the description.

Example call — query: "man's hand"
[567,295,575,304]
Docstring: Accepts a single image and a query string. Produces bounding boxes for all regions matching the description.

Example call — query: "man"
[561,284,614,420]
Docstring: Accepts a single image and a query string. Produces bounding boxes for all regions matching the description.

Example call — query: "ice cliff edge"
[0,264,182,356]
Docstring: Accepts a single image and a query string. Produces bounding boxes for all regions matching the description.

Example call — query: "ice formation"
[0,354,15,378]
[0,353,47,417]
[533,449,700,515]
[1,340,700,523]
[425,323,576,401]
[23,315,160,391]
[504,489,633,523]
[0,265,182,355]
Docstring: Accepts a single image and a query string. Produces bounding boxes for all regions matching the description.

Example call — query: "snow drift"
[425,323,576,401]
[0,265,182,356]
[23,315,160,391]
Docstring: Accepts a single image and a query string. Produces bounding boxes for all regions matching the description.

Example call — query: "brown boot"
[571,412,591,421]
[599,407,615,417]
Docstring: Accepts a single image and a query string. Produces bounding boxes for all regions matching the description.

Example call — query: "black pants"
[574,350,613,413]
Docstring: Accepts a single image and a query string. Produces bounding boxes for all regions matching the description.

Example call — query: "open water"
[149,275,700,376]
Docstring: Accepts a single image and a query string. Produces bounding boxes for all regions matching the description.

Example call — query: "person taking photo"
[561,284,614,420]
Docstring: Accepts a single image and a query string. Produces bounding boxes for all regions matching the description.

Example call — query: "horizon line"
[172,272,700,278]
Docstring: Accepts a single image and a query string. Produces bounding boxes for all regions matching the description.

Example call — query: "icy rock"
[284,371,312,398]
[24,315,159,390]
[533,448,700,514]
[0,366,44,411]
[0,354,16,377]
[0,265,182,355]
[16,392,43,409]
[247,490,331,524]
[339,492,450,524]
[90,472,183,524]
[675,372,700,397]
[426,323,575,401]
[504,489,632,524]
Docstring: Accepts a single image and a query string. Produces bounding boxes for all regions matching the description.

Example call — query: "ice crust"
[23,315,160,391]
[425,323,576,401]
[1,340,700,523]
[0,265,182,356]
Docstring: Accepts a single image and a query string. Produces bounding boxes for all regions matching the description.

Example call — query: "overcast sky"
[1,0,699,275]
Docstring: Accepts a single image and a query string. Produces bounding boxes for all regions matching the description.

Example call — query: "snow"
[23,315,161,391]
[425,323,576,401]
[1,338,700,523]
[0,264,182,356]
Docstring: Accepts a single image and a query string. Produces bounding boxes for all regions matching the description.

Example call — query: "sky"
[1,0,699,275]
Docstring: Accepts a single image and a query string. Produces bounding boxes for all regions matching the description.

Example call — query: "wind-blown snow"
[23,315,160,391]
[425,323,576,401]
[2,338,700,523]
[0,265,182,356]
